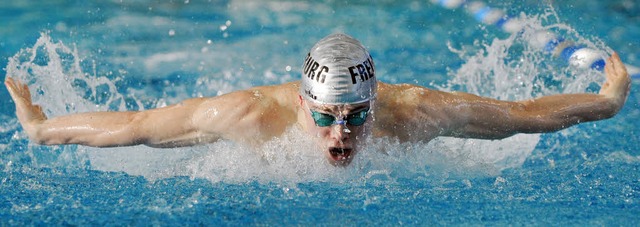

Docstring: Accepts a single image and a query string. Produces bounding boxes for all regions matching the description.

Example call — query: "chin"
[326,147,356,166]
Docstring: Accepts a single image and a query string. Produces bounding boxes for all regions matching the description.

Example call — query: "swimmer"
[5,33,631,166]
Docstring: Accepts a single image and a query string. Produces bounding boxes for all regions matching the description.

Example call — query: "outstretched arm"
[443,52,631,139]
[5,76,218,147]
[4,77,280,148]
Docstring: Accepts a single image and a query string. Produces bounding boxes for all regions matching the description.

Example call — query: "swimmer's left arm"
[2,80,217,148]
[6,75,289,148]
[443,93,618,139]
[443,53,631,139]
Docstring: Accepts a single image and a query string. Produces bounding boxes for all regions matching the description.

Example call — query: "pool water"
[1,0,639,225]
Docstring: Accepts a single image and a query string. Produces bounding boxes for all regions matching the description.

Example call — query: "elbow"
[30,134,70,146]
[25,125,53,145]
[31,136,51,145]
[28,126,70,145]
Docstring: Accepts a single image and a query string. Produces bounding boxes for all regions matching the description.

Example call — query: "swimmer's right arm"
[4,77,259,148]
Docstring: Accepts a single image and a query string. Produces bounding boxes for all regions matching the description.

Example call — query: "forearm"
[450,93,620,139]
[29,111,143,147]
[514,93,619,133]
[7,76,219,147]
[464,53,629,138]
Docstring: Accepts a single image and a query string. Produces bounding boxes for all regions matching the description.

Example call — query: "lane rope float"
[430,0,640,80]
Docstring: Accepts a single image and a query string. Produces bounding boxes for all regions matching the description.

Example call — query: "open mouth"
[328,147,353,161]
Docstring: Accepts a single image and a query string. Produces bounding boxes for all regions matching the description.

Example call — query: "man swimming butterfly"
[5,33,631,166]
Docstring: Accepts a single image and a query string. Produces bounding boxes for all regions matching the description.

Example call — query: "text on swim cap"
[303,53,375,85]
[348,56,375,84]
[303,53,329,83]
[304,89,317,100]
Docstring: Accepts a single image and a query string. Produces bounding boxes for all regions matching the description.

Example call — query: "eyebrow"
[349,106,370,113]
[312,104,370,114]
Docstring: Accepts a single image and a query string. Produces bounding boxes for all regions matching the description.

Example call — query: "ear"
[298,95,304,107]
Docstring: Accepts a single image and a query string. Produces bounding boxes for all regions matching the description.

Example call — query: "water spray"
[430,0,640,80]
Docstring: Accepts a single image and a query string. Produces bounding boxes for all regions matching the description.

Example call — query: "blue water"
[1,0,639,225]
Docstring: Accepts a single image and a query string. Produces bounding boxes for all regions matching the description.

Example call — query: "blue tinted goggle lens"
[310,108,369,127]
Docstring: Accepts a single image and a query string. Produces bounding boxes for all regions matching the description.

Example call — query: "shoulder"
[190,82,300,140]
[378,82,491,108]
[375,82,451,122]
[376,82,450,106]
[195,82,299,110]
[372,82,470,140]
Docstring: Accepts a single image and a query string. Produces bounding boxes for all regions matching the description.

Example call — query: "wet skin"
[4,53,630,167]
[299,98,372,166]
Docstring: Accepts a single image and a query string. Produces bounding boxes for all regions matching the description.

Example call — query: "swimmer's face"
[301,98,373,166]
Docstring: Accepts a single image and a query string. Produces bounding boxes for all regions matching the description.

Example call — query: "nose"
[330,124,350,142]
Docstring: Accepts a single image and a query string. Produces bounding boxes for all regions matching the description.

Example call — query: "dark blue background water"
[1,0,639,225]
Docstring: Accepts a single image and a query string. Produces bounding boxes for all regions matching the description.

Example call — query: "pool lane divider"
[430,0,640,80]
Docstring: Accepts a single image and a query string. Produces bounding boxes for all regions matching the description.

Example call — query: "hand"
[4,77,48,131]
[599,52,631,107]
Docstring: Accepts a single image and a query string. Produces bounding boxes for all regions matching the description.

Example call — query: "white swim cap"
[300,33,377,105]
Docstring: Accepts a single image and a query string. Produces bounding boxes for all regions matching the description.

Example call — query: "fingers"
[5,76,15,91]
[605,54,613,78]
[601,51,631,101]
[608,52,628,76]
[4,76,33,105]
[21,82,33,103]
[5,77,48,123]
[607,52,618,76]
[613,53,629,77]
[609,52,619,75]
[4,75,13,84]
[33,105,48,120]
[605,52,630,81]
[4,77,21,101]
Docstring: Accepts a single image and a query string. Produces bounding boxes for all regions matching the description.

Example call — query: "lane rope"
[430,0,640,80]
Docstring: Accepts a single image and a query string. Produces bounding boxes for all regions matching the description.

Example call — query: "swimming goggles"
[310,108,370,127]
